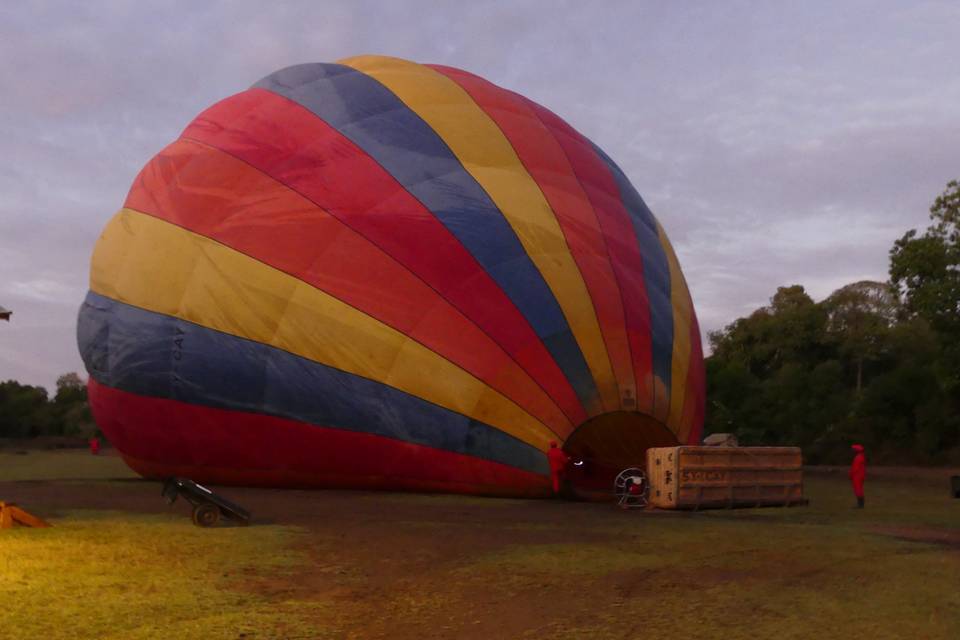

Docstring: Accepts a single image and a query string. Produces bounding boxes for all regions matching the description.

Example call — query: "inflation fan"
[613,467,648,509]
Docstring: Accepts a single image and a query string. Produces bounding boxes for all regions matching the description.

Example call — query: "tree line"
[0,372,94,439]
[705,180,960,465]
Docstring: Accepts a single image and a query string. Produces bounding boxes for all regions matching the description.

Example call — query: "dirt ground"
[2,451,959,639]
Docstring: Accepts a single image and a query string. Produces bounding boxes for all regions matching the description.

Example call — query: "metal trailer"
[162,477,251,527]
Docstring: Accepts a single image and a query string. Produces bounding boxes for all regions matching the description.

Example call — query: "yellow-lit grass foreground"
[0,512,328,640]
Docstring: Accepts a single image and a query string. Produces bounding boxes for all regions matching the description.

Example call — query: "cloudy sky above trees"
[2,1,959,390]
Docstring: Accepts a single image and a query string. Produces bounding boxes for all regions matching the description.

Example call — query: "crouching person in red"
[849,444,866,508]
[547,441,570,497]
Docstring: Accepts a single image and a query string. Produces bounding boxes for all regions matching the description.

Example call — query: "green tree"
[822,281,898,395]
[52,372,93,436]
[890,180,960,386]
[0,381,53,438]
[705,285,832,449]
[0,373,93,439]
[54,372,86,404]
[708,285,827,377]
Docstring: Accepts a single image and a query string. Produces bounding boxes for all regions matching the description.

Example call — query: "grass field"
[1,450,958,639]
[0,449,138,482]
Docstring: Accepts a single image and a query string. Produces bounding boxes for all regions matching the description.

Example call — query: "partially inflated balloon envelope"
[78,56,704,497]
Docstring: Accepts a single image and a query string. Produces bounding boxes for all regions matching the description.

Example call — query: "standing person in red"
[547,441,570,497]
[849,444,866,508]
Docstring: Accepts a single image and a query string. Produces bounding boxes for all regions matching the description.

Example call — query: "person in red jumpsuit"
[547,441,570,496]
[849,444,866,508]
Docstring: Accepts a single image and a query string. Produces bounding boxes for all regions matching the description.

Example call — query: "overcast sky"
[2,1,958,391]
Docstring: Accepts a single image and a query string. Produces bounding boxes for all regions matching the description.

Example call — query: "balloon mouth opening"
[562,411,679,495]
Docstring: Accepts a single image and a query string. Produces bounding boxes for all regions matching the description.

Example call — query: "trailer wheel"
[192,503,220,527]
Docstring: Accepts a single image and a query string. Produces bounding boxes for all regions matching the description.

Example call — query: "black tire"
[192,503,220,527]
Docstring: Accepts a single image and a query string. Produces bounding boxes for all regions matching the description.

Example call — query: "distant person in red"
[849,444,866,508]
[547,441,570,496]
[89,437,100,456]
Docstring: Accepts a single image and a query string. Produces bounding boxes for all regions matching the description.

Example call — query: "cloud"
[5,278,78,304]
[1,1,959,389]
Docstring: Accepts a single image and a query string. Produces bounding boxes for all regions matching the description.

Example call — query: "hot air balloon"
[77,56,704,497]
